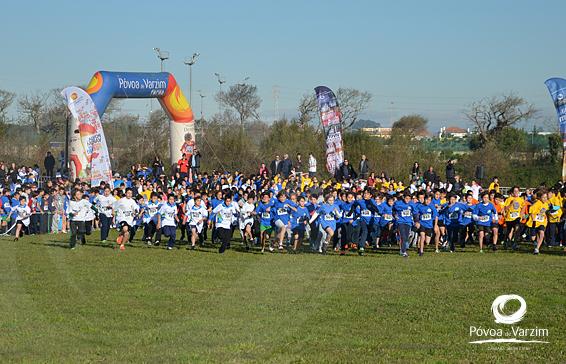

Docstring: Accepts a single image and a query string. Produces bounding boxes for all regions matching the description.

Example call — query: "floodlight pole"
[184,53,199,106]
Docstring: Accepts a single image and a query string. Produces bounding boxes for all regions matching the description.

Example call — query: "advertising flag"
[315,86,344,176]
[544,78,566,181]
[61,86,113,187]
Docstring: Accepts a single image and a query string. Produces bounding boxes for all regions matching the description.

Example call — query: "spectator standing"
[152,156,164,177]
[278,154,292,179]
[359,155,370,179]
[446,159,456,184]
[308,153,317,177]
[177,154,190,179]
[424,166,437,185]
[295,153,303,172]
[44,152,55,179]
[411,162,420,180]
[337,159,357,181]
[190,149,201,175]
[269,155,281,177]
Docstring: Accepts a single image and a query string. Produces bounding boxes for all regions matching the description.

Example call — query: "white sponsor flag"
[61,87,113,187]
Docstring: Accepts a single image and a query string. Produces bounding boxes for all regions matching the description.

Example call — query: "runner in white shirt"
[95,186,115,242]
[66,190,92,249]
[185,195,208,250]
[142,192,162,245]
[157,194,179,250]
[239,194,256,250]
[213,194,240,253]
[114,188,140,251]
[13,196,31,241]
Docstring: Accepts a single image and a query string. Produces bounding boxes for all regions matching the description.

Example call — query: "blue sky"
[0,0,563,131]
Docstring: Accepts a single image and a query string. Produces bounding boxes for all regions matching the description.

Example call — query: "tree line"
[0,85,560,187]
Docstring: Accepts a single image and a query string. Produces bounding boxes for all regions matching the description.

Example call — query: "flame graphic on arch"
[86,72,103,95]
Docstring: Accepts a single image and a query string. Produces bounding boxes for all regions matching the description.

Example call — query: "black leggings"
[217,227,232,253]
[70,221,86,248]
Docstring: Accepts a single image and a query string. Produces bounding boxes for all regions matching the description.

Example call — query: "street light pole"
[153,47,169,72]
[184,53,200,106]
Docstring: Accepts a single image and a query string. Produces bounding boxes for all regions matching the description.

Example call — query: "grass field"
[1,231,565,363]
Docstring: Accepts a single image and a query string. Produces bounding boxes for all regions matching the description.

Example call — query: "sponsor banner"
[61,87,113,187]
[315,86,344,175]
[544,78,566,181]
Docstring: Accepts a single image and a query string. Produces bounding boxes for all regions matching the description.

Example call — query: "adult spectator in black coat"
[278,154,293,179]
[423,166,437,185]
[44,151,56,178]
[269,155,281,177]
[445,159,456,184]
[337,159,357,182]
[359,155,370,179]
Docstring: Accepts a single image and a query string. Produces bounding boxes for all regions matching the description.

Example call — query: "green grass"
[1,231,566,363]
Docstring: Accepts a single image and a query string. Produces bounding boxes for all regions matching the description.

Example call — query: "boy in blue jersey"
[459,194,475,248]
[379,196,395,247]
[290,196,310,253]
[442,194,463,253]
[256,192,274,253]
[393,193,415,257]
[354,189,377,255]
[339,191,360,255]
[310,194,341,254]
[473,192,498,253]
[416,192,437,256]
[306,194,320,252]
[272,192,294,251]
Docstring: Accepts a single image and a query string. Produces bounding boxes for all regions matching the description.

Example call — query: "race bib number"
[401,210,411,217]
[123,211,133,217]
[479,215,490,223]
[535,214,545,223]
[344,213,353,219]
[191,212,201,219]
[510,212,519,219]
[383,214,393,221]
[449,212,458,220]
[361,210,371,217]
[421,213,431,221]
[324,214,334,221]
[277,208,287,215]
[167,212,175,219]
[464,211,472,218]
[261,212,270,219]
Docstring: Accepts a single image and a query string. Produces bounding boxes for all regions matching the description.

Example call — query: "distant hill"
[351,119,381,130]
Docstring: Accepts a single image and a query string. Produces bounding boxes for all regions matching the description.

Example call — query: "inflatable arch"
[85,71,196,165]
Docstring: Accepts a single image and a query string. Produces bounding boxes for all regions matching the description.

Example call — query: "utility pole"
[183,53,199,106]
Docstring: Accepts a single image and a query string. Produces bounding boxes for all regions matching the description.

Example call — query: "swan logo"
[491,294,527,325]
[469,294,549,344]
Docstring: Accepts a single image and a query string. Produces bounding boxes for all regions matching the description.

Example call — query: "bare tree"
[336,88,372,130]
[18,93,48,132]
[301,88,372,130]
[297,93,317,128]
[0,90,15,121]
[216,83,261,127]
[464,93,538,144]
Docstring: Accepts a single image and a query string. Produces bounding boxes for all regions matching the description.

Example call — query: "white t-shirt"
[239,202,255,230]
[67,199,92,222]
[186,204,208,232]
[213,202,239,229]
[158,203,178,227]
[96,194,115,218]
[114,197,140,226]
[14,204,31,226]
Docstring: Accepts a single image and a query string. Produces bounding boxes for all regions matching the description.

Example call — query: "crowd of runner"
[0,153,564,257]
